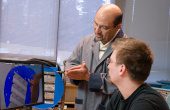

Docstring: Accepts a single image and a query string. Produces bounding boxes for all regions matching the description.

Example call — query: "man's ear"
[116,23,122,29]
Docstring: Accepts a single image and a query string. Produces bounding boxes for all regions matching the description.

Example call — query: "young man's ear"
[119,64,126,76]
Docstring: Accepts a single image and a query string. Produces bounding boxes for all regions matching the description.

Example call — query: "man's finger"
[67,72,82,80]
[67,69,81,75]
[66,65,81,71]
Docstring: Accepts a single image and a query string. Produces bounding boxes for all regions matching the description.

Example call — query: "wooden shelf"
[64,83,77,104]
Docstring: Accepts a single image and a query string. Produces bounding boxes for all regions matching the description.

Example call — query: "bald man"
[65,4,126,110]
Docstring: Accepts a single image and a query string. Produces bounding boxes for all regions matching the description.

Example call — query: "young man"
[65,4,126,110]
[107,38,169,110]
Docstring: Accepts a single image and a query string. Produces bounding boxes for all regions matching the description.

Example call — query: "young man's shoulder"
[131,84,169,110]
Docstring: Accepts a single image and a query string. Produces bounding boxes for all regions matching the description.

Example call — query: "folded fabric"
[88,73,103,92]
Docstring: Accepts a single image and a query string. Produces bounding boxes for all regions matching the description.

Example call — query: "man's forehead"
[95,12,115,26]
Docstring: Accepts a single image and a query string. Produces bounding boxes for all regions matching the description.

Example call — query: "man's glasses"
[93,21,114,31]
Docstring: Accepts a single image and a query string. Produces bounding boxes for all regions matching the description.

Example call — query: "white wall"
[122,0,170,82]
[57,0,108,65]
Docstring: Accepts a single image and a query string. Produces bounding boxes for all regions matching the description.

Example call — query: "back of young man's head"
[112,37,154,82]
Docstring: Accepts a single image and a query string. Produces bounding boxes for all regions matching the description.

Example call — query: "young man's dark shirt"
[106,83,169,110]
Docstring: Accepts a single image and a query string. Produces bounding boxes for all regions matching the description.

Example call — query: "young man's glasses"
[106,58,111,65]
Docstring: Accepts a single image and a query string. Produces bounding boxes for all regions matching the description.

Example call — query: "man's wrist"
[84,71,90,81]
[85,74,90,81]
